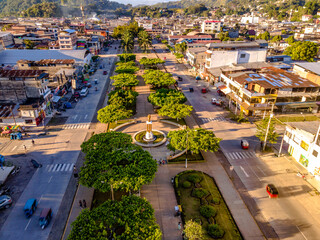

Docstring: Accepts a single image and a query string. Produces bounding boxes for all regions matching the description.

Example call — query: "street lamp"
[263,104,274,151]
[185,130,188,168]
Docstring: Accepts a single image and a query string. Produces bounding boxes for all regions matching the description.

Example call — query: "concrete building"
[205,41,268,69]
[201,20,222,34]
[0,32,14,49]
[219,65,320,116]
[186,47,207,68]
[58,29,77,50]
[168,35,212,45]
[284,122,320,179]
[293,62,320,86]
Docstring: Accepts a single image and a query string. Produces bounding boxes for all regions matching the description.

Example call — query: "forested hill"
[0,0,129,17]
[153,0,232,8]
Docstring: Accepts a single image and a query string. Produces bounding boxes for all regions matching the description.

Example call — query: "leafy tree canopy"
[111,73,139,89]
[167,128,221,154]
[148,88,186,107]
[175,42,187,54]
[116,61,136,66]
[108,89,139,109]
[255,117,279,145]
[284,41,319,62]
[184,220,204,240]
[158,103,193,120]
[115,65,139,74]
[23,2,61,17]
[138,30,152,52]
[142,70,176,88]
[118,53,136,62]
[97,104,132,124]
[68,195,162,240]
[139,57,165,68]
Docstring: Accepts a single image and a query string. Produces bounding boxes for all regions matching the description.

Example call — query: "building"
[284,122,320,179]
[301,15,313,22]
[0,32,14,49]
[219,65,320,116]
[204,41,268,69]
[186,47,207,68]
[293,62,320,86]
[201,20,222,34]
[85,29,108,38]
[58,29,77,50]
[168,35,213,45]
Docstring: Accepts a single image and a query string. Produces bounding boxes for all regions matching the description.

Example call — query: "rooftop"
[169,35,212,39]
[0,69,46,78]
[294,62,320,76]
[206,41,265,49]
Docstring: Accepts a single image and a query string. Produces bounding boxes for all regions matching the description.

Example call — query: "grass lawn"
[108,119,131,131]
[276,115,319,122]
[175,171,242,240]
[169,152,204,163]
[135,130,164,144]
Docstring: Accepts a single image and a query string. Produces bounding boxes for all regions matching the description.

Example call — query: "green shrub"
[200,205,217,218]
[187,174,202,183]
[211,197,220,205]
[182,181,192,188]
[207,224,224,239]
[193,188,209,198]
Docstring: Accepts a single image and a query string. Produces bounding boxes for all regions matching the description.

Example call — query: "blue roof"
[62,29,76,34]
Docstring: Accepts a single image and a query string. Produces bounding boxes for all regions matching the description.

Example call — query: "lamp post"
[185,130,188,168]
[263,104,274,151]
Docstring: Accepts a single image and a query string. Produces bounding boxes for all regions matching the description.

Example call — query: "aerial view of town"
[0,0,320,239]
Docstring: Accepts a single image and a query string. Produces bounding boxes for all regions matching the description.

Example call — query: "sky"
[114,0,176,6]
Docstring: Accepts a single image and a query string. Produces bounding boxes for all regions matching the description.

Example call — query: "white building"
[284,123,320,179]
[240,16,260,24]
[201,20,222,33]
[205,42,267,69]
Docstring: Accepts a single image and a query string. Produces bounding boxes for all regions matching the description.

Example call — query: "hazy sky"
[115,0,176,6]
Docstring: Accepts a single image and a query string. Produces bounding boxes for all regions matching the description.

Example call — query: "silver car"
[0,195,12,209]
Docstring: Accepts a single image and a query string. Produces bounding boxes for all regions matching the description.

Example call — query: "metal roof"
[294,62,320,76]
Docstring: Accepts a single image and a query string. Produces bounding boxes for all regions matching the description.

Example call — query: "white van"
[80,87,89,97]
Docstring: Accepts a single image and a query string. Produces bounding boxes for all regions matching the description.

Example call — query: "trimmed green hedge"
[200,205,217,218]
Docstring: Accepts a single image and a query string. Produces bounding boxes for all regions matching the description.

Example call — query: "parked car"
[103,71,107,75]
[266,184,279,198]
[201,88,207,93]
[39,208,53,229]
[31,159,42,168]
[211,98,217,105]
[74,91,80,98]
[80,87,89,97]
[241,140,249,149]
[189,87,194,92]
[24,198,37,218]
[0,195,12,209]
[178,76,183,81]
[216,99,222,106]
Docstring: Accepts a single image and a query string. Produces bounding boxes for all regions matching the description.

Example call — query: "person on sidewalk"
[178,222,181,230]
[83,199,87,208]
[79,200,83,208]
[31,139,35,145]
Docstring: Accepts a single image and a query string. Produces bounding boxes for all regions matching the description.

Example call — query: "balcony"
[242,88,265,97]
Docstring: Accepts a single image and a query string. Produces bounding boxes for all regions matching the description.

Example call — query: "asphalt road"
[0,44,119,240]
[154,42,320,240]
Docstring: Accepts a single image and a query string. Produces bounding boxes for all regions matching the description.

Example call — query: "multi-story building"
[186,47,207,68]
[219,66,320,116]
[205,41,268,69]
[293,62,320,86]
[201,20,222,34]
[168,34,213,45]
[284,123,320,179]
[58,29,77,50]
[0,32,14,49]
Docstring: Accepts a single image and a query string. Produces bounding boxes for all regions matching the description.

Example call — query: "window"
[300,140,309,151]
[240,54,246,58]
[312,150,318,157]
[25,119,33,124]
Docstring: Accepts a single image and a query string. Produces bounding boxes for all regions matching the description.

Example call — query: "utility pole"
[185,130,188,168]
[278,128,286,157]
[263,104,274,151]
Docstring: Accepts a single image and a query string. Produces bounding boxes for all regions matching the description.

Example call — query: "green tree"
[108,89,138,110]
[139,57,165,69]
[167,128,221,154]
[118,53,136,62]
[255,117,279,146]
[142,70,176,88]
[121,30,134,53]
[271,35,283,43]
[97,104,132,123]
[148,88,186,107]
[23,39,35,49]
[285,35,295,45]
[184,220,204,240]
[284,41,319,62]
[68,195,162,240]
[138,30,152,52]
[175,42,187,54]
[161,40,168,44]
[80,134,157,193]
[115,65,139,74]
[174,53,184,63]
[158,103,193,121]
[111,73,139,89]
[261,31,270,41]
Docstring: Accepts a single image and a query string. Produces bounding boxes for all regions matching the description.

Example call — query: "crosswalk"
[46,163,74,172]
[8,141,32,152]
[201,117,230,123]
[225,151,256,160]
[62,123,90,130]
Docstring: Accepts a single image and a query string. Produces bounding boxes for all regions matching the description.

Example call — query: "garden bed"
[168,152,204,163]
[134,130,164,144]
[174,170,242,240]
[108,119,131,131]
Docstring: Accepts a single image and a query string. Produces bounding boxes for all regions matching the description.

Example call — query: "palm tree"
[121,30,134,53]
[138,31,152,53]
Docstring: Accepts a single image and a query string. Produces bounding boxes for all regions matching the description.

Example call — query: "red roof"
[204,20,221,23]
[0,70,46,78]
[170,35,212,39]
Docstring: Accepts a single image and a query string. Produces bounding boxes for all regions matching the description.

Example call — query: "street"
[153,42,320,240]
[0,43,119,240]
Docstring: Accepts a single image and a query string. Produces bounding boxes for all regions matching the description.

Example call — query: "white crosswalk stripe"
[47,163,74,172]
[201,117,230,123]
[63,123,90,130]
[224,151,256,160]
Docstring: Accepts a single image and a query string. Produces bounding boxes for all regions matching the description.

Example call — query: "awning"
[52,96,61,103]
[221,87,231,95]
[284,102,319,109]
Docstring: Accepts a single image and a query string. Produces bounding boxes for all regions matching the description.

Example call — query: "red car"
[201,88,207,93]
[241,140,249,149]
[266,184,279,198]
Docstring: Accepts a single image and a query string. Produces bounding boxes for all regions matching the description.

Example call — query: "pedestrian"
[260,141,263,149]
[31,139,35,145]
[159,160,162,166]
[178,222,181,230]
[83,199,87,208]
[162,160,165,165]
[79,200,83,208]
[23,145,27,152]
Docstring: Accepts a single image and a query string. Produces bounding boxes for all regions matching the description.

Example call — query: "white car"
[211,98,217,105]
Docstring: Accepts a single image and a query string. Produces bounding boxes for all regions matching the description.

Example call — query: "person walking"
[79,200,83,208]
[178,222,181,230]
[83,199,87,208]
[23,145,27,152]
[31,139,35,145]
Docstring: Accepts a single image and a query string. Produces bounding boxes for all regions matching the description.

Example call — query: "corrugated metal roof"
[295,62,320,76]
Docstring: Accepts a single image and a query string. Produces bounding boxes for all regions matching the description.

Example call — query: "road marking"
[25,219,32,230]
[60,164,66,171]
[69,164,74,171]
[11,146,17,152]
[248,165,261,181]
[240,166,250,177]
[56,164,62,172]
[48,176,53,183]
[65,164,70,171]
[257,166,267,176]
[73,115,78,119]
[48,165,54,172]
[38,194,43,204]
[296,225,308,240]
[52,164,59,172]
[84,114,88,119]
